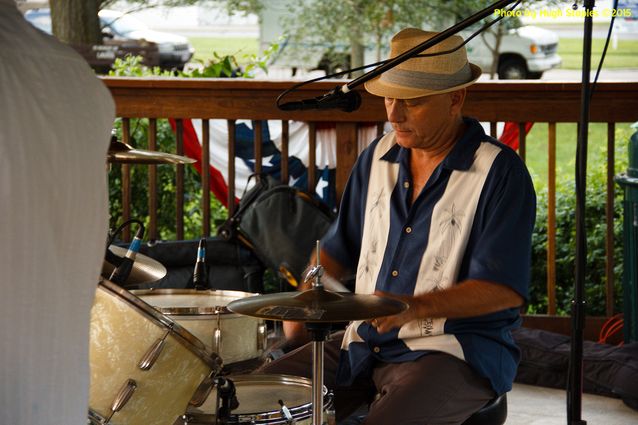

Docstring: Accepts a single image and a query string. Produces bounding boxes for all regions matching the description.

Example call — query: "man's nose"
[386,99,405,122]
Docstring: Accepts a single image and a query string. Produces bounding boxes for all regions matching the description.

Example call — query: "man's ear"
[449,88,467,115]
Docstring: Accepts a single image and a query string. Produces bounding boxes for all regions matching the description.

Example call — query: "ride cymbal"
[102,245,167,286]
[108,138,195,165]
[227,287,407,323]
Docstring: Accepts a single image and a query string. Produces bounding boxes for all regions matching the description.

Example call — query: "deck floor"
[507,383,638,425]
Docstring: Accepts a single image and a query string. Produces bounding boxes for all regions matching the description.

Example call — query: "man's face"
[384,90,464,151]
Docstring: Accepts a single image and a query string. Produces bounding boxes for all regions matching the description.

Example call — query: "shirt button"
[391,270,399,277]
[403,181,410,189]
[405,226,412,234]
[373,346,380,353]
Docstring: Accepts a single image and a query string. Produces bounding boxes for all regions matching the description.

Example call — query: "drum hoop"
[227,374,332,421]
[87,408,105,425]
[130,288,261,316]
[98,279,223,372]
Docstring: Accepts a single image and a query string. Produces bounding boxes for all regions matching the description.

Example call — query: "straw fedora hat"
[365,28,482,99]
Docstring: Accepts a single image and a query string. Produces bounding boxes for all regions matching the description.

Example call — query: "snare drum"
[181,374,333,425]
[89,280,222,425]
[132,289,267,365]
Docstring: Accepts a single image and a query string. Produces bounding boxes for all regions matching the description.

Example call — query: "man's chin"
[394,134,417,148]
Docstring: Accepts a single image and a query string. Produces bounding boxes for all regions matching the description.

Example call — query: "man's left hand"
[369,290,421,334]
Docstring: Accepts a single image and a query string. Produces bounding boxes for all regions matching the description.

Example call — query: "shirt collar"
[379,117,487,171]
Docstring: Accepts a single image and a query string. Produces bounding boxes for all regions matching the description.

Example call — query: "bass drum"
[132,289,267,365]
[89,280,222,425]
[181,374,333,425]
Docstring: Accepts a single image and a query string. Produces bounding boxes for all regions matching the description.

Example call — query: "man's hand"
[367,280,524,334]
[368,290,422,334]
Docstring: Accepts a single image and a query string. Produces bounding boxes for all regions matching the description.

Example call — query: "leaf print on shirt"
[433,203,465,272]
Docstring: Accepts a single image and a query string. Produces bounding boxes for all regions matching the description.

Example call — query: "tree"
[279,0,440,77]
[247,0,562,80]
[50,0,102,44]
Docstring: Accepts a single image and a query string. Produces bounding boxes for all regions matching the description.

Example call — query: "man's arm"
[372,279,524,334]
[283,249,351,345]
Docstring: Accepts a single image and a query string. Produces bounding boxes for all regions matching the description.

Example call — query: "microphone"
[109,226,144,285]
[193,238,208,290]
[278,86,361,112]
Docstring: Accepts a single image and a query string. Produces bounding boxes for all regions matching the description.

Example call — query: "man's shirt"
[322,118,536,395]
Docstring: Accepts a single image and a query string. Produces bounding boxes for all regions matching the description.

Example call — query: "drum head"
[132,289,259,315]
[230,374,312,415]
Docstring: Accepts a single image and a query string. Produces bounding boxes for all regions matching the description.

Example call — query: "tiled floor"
[507,383,638,425]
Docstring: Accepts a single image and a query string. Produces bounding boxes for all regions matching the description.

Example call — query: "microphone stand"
[569,1,595,424]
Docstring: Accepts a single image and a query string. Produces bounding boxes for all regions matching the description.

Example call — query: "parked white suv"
[464,25,562,79]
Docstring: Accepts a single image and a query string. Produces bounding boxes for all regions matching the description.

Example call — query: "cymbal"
[102,245,167,286]
[227,288,408,323]
[108,138,196,165]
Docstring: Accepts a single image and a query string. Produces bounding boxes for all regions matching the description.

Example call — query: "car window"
[26,13,52,34]
[101,14,147,36]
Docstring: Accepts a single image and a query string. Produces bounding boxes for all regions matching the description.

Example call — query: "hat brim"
[364,63,482,99]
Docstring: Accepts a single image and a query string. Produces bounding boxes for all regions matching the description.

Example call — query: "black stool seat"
[461,393,507,425]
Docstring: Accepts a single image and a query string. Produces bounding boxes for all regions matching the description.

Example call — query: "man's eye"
[404,100,422,107]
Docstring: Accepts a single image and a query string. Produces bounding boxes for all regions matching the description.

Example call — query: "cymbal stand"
[305,241,330,425]
[306,321,330,425]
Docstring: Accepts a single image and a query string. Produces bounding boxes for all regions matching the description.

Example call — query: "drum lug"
[213,312,223,354]
[138,328,171,370]
[257,321,267,350]
[189,371,216,407]
[104,379,137,423]
[213,328,222,354]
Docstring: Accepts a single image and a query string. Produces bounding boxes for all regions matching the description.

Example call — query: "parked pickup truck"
[260,1,561,80]
[463,24,562,79]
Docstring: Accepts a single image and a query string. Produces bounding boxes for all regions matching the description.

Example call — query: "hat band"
[379,63,473,91]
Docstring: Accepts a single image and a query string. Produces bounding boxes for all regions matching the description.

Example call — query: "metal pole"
[568,1,595,424]
[312,339,324,425]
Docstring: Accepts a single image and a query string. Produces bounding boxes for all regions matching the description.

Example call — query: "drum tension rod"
[138,324,174,371]
[105,379,137,424]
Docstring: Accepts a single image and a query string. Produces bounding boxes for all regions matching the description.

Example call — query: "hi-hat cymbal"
[227,288,408,323]
[108,138,196,165]
[102,245,167,286]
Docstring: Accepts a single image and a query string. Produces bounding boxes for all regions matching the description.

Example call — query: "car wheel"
[528,71,543,79]
[498,57,528,80]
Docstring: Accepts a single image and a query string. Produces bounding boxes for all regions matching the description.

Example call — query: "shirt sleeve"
[465,148,537,300]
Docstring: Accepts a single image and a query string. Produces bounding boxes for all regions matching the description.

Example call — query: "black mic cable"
[109,223,145,285]
[193,238,208,290]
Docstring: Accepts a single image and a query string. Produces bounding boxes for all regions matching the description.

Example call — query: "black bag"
[513,327,638,411]
[123,237,265,293]
[218,174,335,288]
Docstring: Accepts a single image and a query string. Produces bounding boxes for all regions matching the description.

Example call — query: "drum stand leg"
[306,323,331,425]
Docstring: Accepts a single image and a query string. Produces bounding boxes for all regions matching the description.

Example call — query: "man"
[0,2,115,424]
[261,28,536,425]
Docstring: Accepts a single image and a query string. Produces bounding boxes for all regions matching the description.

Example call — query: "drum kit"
[92,141,408,425]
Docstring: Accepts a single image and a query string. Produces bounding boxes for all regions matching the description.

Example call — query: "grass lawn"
[187,36,638,69]
[558,38,638,69]
[188,37,259,64]
[524,122,635,187]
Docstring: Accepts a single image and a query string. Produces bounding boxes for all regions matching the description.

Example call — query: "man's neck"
[407,118,465,205]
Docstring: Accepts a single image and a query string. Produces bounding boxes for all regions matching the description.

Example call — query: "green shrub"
[528,131,632,316]
[107,46,279,240]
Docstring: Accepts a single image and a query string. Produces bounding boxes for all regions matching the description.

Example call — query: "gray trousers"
[256,331,496,425]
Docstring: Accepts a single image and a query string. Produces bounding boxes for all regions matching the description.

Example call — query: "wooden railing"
[104,77,638,338]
